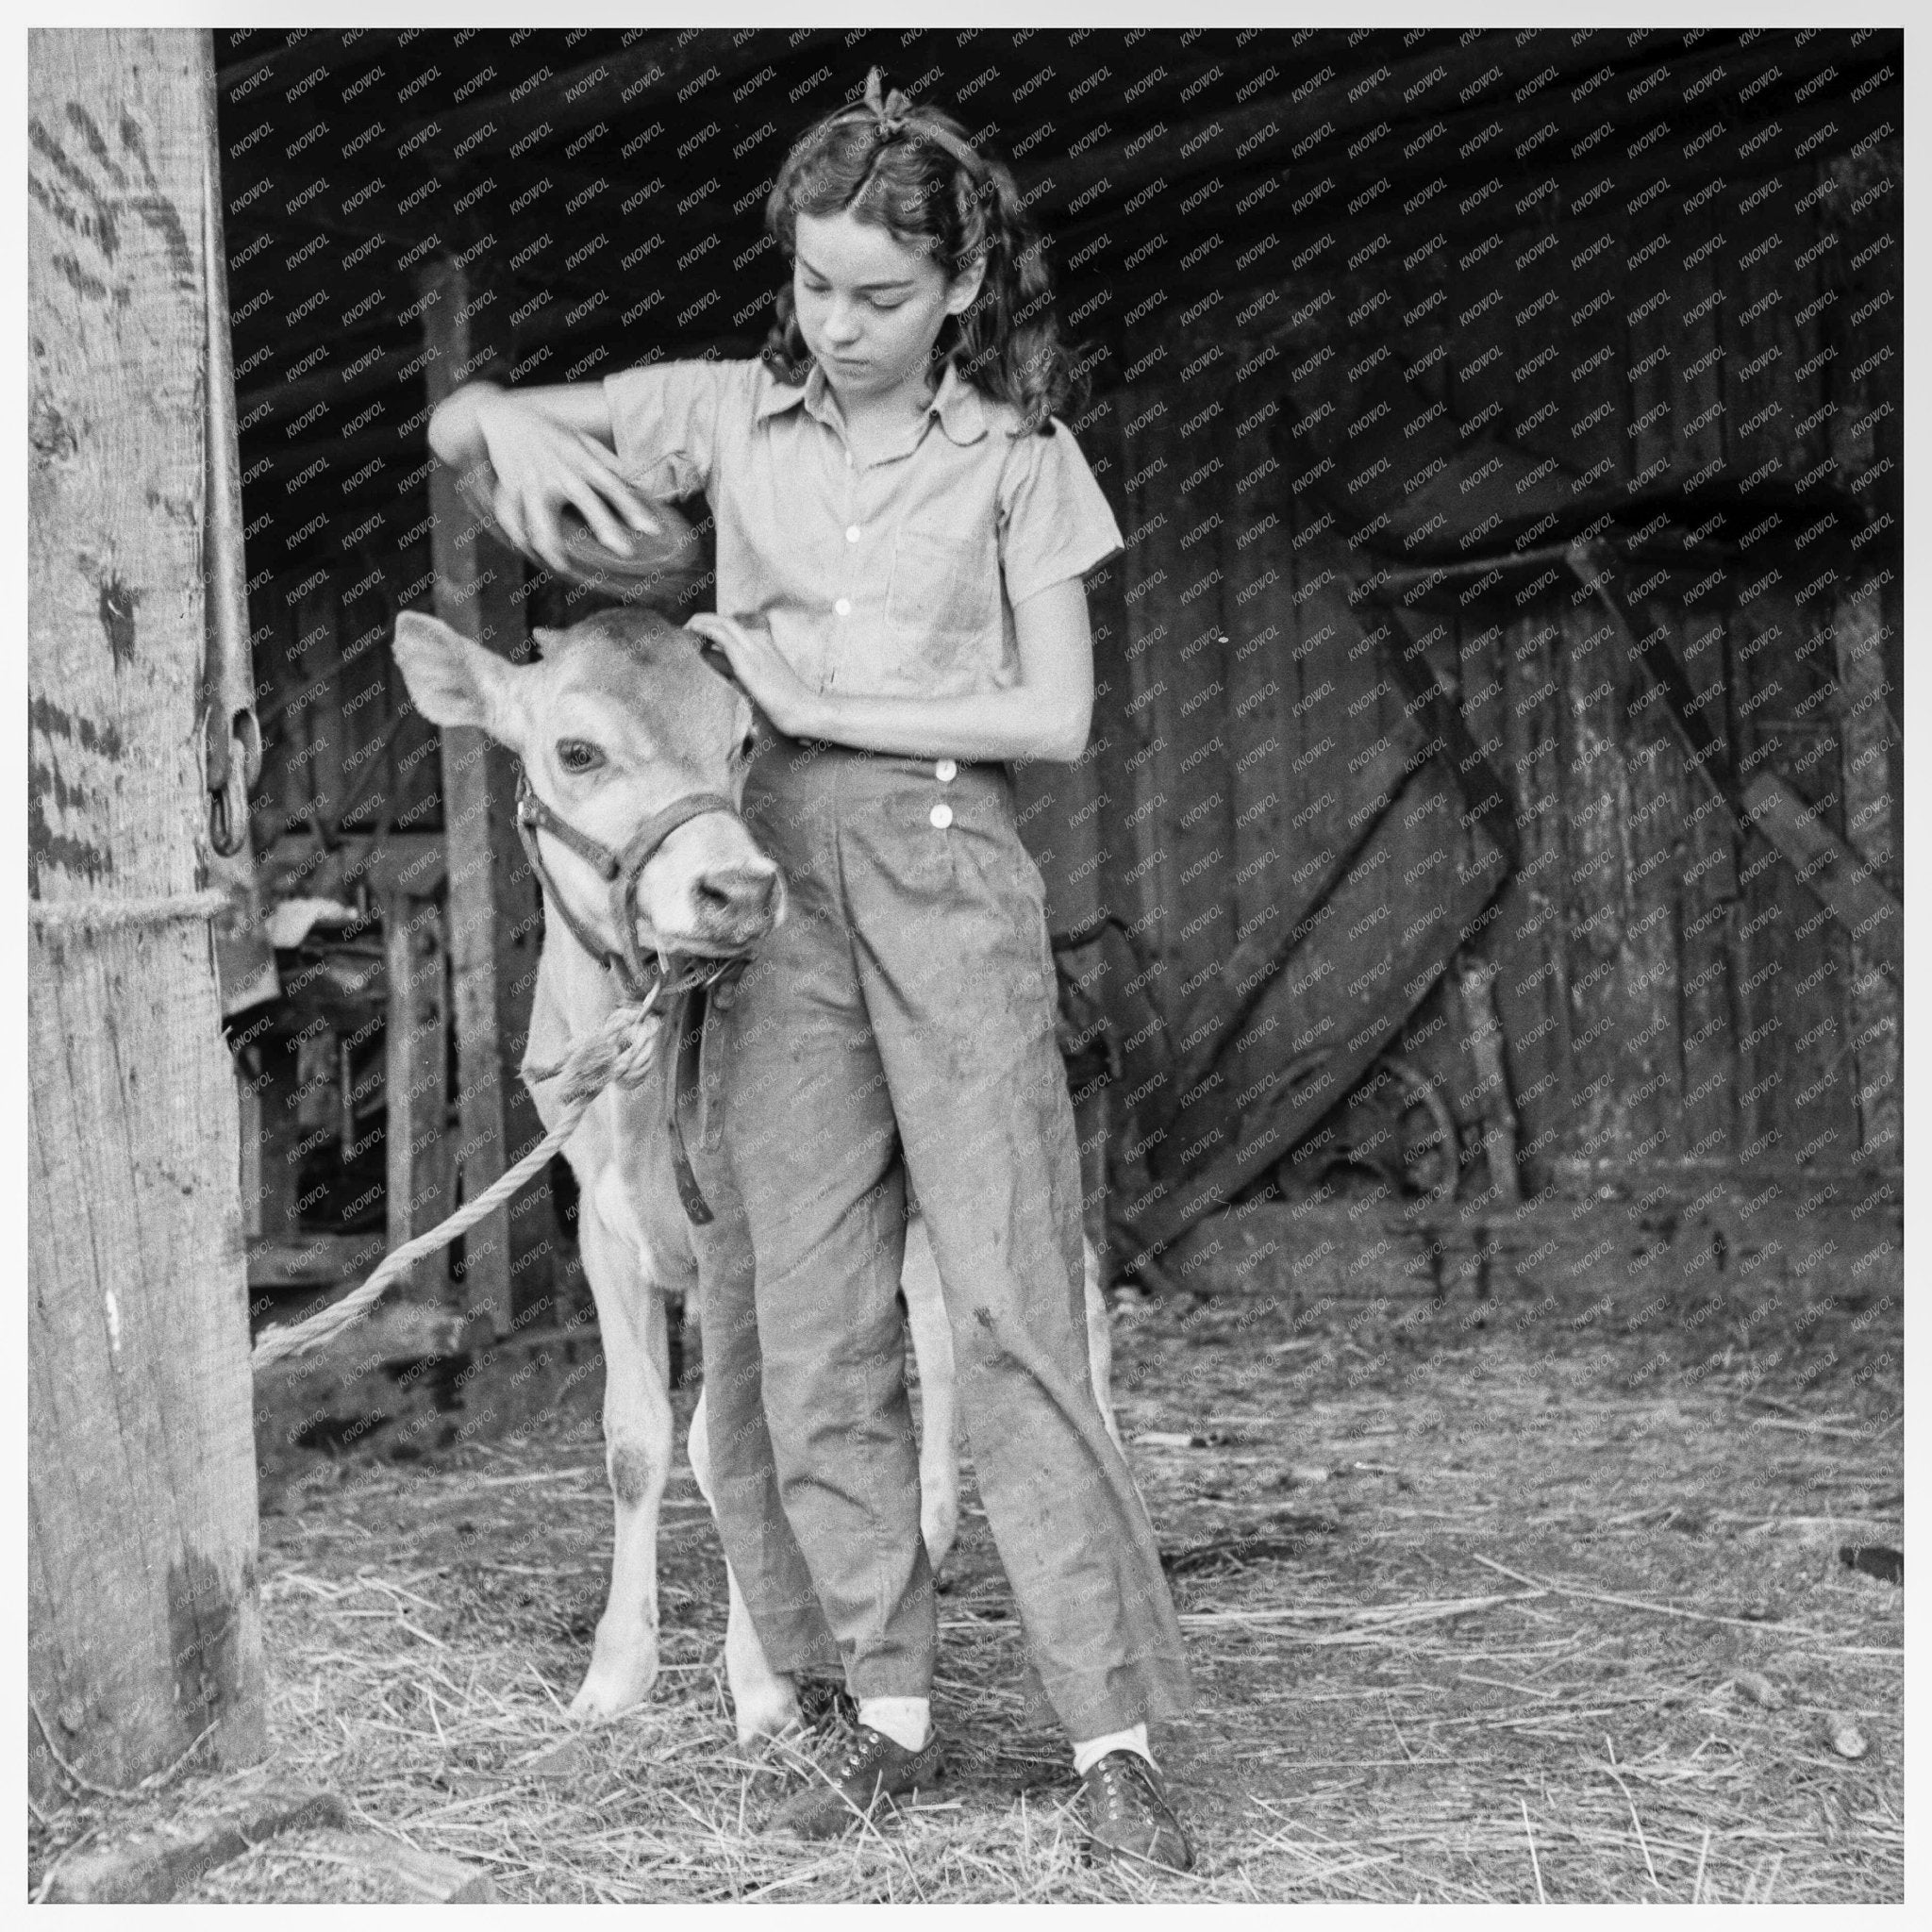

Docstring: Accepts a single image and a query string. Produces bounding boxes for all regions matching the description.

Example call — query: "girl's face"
[792,208,983,406]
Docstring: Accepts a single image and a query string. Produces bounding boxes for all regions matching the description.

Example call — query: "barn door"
[28,28,267,1796]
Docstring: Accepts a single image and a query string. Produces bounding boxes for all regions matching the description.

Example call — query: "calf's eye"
[558,739,604,774]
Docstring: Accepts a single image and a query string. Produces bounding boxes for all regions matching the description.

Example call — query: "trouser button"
[935,758,958,782]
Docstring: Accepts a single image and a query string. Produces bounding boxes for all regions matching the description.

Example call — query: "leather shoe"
[764,1724,946,1840]
[1075,1749,1194,1871]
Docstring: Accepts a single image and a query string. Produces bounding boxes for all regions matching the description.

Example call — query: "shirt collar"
[756,356,988,446]
[923,358,990,444]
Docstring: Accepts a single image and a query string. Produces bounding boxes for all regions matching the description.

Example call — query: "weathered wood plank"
[253,583,307,849]
[258,830,446,903]
[1825,147,1904,1166]
[1216,339,1290,948]
[247,1230,389,1290]
[27,25,265,1798]
[44,1789,348,1903]
[1125,755,1507,1252]
[1010,389,1120,937]
[1121,377,1188,1008]
[420,250,544,1338]
[1739,773,1900,965]
[1091,395,1161,1008]
[382,891,451,1291]
[336,548,396,830]
[1159,374,1234,1011]
[1673,620,1740,1164]
[293,578,344,832]
[325,1831,497,1904]
[1494,605,1571,1174]
[235,1035,310,1243]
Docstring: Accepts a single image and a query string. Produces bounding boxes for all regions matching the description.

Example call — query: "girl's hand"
[684,613,824,739]
[471,390,661,577]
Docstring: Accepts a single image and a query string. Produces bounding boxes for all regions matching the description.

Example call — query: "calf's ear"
[392,610,511,736]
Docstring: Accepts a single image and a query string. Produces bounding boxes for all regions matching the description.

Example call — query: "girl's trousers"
[681,732,1191,1740]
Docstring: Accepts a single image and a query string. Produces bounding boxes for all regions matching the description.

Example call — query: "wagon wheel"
[1374,1053,1461,1206]
[1259,1048,1460,1206]
[1248,1047,1351,1196]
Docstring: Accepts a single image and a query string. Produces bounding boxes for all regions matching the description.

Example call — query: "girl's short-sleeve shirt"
[601,355,1125,702]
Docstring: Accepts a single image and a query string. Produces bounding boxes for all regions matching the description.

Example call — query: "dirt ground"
[29,1174,1903,1903]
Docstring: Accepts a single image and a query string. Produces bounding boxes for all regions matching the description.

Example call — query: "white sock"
[1072,1722,1153,1776]
[858,1695,931,1752]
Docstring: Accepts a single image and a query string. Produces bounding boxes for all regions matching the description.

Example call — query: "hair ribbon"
[858,63,985,176]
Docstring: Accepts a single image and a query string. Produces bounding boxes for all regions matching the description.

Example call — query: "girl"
[428,68,1194,1871]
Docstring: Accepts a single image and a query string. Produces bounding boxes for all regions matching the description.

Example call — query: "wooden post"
[1830,593,1902,1164]
[294,578,344,833]
[418,251,544,1338]
[28,27,266,1795]
[1456,955,1522,1207]
[382,891,452,1297]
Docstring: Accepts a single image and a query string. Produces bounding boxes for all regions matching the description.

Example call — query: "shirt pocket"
[884,522,996,667]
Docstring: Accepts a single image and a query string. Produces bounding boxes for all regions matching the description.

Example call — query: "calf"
[391,606,1122,1741]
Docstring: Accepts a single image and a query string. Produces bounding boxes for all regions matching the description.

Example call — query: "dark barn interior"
[29,25,1903,1902]
[214,24,1902,1370]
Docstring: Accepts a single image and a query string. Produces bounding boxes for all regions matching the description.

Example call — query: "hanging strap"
[665,981,715,1224]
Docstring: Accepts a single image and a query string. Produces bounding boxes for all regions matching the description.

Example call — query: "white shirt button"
[935,758,958,782]
[845,452,854,468]
[929,803,954,830]
[834,597,851,616]
[846,525,861,542]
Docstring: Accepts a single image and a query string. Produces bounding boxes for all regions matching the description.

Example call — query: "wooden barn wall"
[250,537,438,856]
[218,26,1901,1220]
[1058,145,1900,1191]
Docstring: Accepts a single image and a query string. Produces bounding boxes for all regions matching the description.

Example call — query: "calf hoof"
[732,1679,803,1745]
[569,1647,659,1721]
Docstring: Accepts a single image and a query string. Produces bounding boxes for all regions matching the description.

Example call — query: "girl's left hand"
[685,612,824,739]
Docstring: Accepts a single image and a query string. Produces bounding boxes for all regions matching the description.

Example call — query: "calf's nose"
[694,865,778,935]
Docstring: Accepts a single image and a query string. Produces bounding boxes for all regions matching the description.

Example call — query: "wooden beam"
[382,891,452,1291]
[246,1231,389,1290]
[42,1790,349,1903]
[1457,955,1523,1206]
[237,1039,312,1245]
[1739,774,1901,974]
[325,1834,497,1904]
[259,830,446,901]
[28,25,266,1799]
[419,249,546,1339]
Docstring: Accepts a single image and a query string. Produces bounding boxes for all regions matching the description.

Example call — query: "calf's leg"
[898,1214,961,1574]
[900,1216,1122,1576]
[568,1174,675,1719]
[1081,1233,1126,1454]
[686,1384,803,1743]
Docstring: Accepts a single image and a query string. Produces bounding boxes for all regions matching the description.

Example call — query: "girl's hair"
[758,69,1089,437]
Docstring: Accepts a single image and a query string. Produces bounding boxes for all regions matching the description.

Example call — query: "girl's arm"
[690,576,1096,764]
[427,380,660,575]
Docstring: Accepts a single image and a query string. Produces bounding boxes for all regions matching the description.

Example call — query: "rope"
[29,889,231,934]
[29,1694,218,1802]
[251,998,663,1370]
